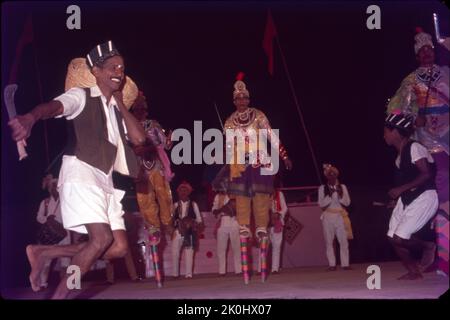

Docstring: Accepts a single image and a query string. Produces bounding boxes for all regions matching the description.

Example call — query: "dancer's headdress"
[233,72,250,99]
[86,40,121,68]
[414,27,434,54]
[323,164,339,177]
[385,113,414,131]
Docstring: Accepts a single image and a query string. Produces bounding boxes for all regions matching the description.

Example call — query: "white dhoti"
[387,190,438,240]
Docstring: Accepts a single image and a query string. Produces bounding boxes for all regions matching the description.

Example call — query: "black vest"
[173,200,199,248]
[64,88,139,178]
[173,200,197,223]
[395,140,436,206]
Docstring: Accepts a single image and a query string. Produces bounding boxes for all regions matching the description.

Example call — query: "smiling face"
[91,55,125,93]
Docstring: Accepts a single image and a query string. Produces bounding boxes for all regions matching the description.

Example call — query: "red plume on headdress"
[415,27,423,34]
[236,72,245,81]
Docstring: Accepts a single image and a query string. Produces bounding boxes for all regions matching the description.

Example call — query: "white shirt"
[173,200,203,237]
[271,191,288,225]
[395,142,434,168]
[211,194,230,211]
[36,196,62,224]
[173,200,203,223]
[318,184,351,210]
[211,194,238,228]
[54,86,129,193]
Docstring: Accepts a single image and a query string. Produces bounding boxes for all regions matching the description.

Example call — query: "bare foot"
[397,272,423,280]
[26,245,45,292]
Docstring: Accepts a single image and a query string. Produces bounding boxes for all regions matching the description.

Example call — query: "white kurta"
[318,184,351,267]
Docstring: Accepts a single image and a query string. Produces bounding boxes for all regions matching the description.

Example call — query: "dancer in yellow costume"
[223,72,292,241]
[132,92,174,245]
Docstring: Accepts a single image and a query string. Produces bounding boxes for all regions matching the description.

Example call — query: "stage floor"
[3,262,448,299]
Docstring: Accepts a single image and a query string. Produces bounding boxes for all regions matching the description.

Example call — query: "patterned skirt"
[228,165,274,197]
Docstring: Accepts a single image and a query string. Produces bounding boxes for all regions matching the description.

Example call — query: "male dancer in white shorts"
[8,41,145,298]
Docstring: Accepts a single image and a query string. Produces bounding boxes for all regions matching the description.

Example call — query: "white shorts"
[59,183,126,234]
[387,190,438,240]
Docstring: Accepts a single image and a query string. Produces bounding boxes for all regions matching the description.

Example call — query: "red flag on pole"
[8,14,34,84]
[262,10,277,76]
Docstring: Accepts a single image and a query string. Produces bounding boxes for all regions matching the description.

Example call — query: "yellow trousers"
[136,169,173,229]
[235,193,271,229]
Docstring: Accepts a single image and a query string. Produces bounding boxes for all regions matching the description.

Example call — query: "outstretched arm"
[8,100,63,142]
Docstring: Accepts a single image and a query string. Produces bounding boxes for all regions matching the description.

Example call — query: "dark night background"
[1,1,449,290]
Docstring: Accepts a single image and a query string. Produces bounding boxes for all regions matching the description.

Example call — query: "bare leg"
[102,230,129,260]
[394,234,436,271]
[51,223,113,299]
[124,249,138,281]
[96,229,132,288]
[389,235,423,280]
[103,230,136,283]
[27,227,128,297]
[105,261,115,284]
[26,242,86,292]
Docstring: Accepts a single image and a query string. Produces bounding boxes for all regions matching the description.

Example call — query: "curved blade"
[4,84,28,160]
[4,84,18,119]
